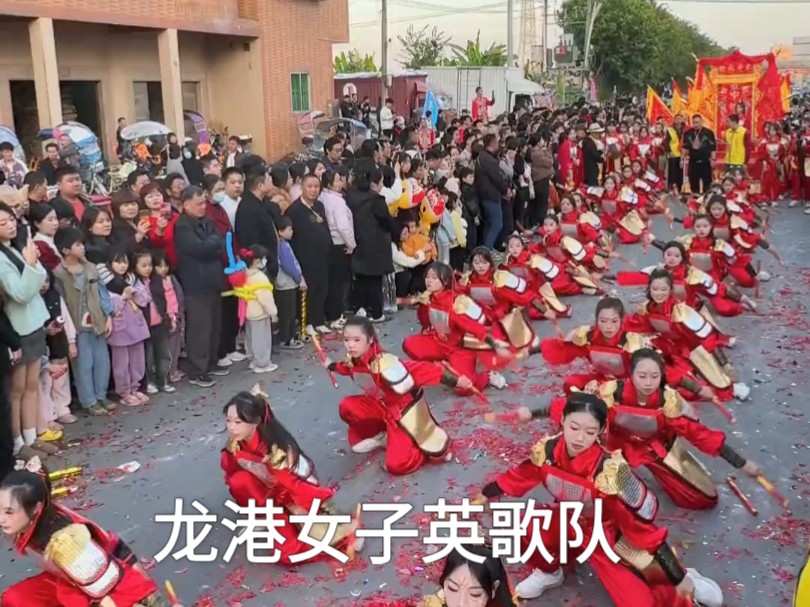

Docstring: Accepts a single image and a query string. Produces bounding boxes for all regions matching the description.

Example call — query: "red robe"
[402,288,497,393]
[3,504,158,607]
[221,430,348,565]
[557,139,582,189]
[505,250,584,296]
[487,438,693,607]
[541,228,604,272]
[332,343,450,475]
[546,381,727,510]
[559,210,602,245]
[757,136,787,201]
[463,269,567,321]
[789,129,810,200]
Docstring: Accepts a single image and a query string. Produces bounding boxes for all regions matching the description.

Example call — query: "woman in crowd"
[0,202,52,461]
[29,204,61,271]
[346,161,394,322]
[79,205,115,284]
[320,168,354,329]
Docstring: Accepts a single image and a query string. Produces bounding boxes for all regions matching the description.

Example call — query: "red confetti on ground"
[772,565,796,583]
[260,571,309,591]
[742,512,810,548]
[192,595,216,607]
[223,565,249,588]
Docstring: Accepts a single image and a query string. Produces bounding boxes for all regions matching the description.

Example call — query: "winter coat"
[346,188,393,277]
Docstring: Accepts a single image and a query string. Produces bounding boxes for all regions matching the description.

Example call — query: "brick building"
[0,0,349,160]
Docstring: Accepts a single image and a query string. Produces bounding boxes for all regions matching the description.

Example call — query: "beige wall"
[0,21,265,158]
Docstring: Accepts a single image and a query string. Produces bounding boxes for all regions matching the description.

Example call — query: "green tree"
[397,25,451,69]
[446,31,508,67]
[558,0,726,93]
[333,49,378,74]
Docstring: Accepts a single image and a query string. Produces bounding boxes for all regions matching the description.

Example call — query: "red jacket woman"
[402,262,512,395]
[623,269,749,402]
[462,247,568,322]
[0,461,168,607]
[221,388,360,565]
[329,316,465,475]
[506,236,598,297]
[474,393,723,606]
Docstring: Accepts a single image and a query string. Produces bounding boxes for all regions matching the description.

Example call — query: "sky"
[335,0,810,71]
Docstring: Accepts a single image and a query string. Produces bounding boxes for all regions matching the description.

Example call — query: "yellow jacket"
[244,269,277,321]
[450,209,467,248]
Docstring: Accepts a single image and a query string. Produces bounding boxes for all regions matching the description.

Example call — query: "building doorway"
[9,80,102,161]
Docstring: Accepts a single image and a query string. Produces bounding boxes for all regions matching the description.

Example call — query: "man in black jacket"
[235,161,279,281]
[174,186,225,388]
[475,133,511,249]
[682,114,716,194]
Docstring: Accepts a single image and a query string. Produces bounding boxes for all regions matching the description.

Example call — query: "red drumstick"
[726,475,758,516]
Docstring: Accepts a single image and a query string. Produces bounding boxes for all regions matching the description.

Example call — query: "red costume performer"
[677,231,760,289]
[617,257,747,318]
[789,126,810,202]
[479,435,702,607]
[623,296,741,402]
[603,128,625,175]
[757,131,787,201]
[559,208,604,245]
[402,289,515,394]
[557,138,582,189]
[3,479,166,607]
[462,267,570,322]
[547,381,750,511]
[506,249,600,297]
[221,400,357,565]
[330,345,455,475]
[537,224,609,273]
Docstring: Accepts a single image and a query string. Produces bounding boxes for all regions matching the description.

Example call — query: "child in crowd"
[52,227,115,416]
[401,218,437,264]
[243,245,278,373]
[105,248,151,406]
[275,216,306,350]
[435,194,455,265]
[153,251,185,383]
[392,221,427,298]
[134,250,174,393]
[37,270,77,445]
[448,193,468,271]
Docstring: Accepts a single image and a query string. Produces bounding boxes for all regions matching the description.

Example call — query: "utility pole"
[381,0,389,102]
[507,0,514,66]
[582,0,602,92]
[541,0,548,73]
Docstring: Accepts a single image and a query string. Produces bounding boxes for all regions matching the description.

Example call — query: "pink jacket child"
[107,278,152,406]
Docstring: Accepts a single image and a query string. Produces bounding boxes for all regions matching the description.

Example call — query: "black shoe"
[209,367,230,377]
[189,375,215,388]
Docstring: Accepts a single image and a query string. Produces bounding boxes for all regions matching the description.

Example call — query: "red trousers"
[402,335,489,395]
[226,470,326,565]
[646,460,717,510]
[707,291,744,317]
[521,508,691,607]
[338,394,429,476]
[1,568,155,607]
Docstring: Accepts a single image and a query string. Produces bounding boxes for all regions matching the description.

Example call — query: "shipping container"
[420,66,544,117]
[333,72,428,117]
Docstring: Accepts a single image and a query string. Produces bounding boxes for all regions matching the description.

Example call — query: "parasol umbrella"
[120,121,172,141]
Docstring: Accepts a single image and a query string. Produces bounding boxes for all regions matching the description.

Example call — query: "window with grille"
[291,73,311,113]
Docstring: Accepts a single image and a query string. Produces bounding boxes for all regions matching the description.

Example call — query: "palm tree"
[446,31,508,67]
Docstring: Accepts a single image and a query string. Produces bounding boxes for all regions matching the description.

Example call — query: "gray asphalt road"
[2,212,808,607]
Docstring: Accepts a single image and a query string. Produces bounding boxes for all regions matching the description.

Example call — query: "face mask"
[212,192,226,204]
[258,258,267,270]
[183,150,192,159]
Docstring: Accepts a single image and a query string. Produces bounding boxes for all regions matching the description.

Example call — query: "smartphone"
[138,209,151,223]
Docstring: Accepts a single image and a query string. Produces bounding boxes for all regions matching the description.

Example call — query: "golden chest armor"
[689,251,713,272]
[44,524,123,599]
[494,269,527,293]
[712,226,731,242]
[561,222,580,237]
[371,353,416,396]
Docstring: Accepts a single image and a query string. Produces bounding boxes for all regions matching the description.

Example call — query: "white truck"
[420,66,545,117]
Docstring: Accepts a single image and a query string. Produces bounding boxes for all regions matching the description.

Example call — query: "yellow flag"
[672,79,686,117]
